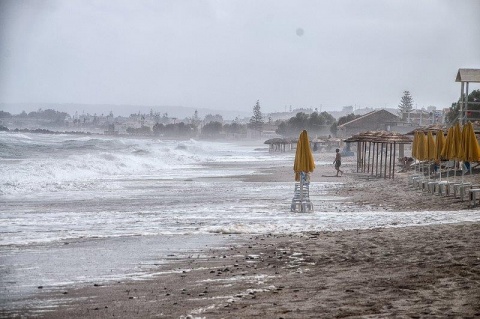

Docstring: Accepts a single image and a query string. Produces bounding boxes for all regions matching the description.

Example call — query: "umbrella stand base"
[291,182,314,213]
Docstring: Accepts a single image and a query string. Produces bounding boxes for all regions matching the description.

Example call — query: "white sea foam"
[1,133,480,260]
[0,134,272,196]
[2,132,480,312]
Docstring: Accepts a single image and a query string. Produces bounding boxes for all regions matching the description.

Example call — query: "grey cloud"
[1,0,479,116]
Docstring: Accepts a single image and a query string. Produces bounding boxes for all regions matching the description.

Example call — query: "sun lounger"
[291,182,313,213]
[408,174,421,185]
[469,188,480,207]
[411,175,426,189]
[421,180,431,192]
[436,181,452,196]
[453,182,472,201]
[427,181,438,194]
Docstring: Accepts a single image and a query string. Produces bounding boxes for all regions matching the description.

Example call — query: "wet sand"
[3,153,480,318]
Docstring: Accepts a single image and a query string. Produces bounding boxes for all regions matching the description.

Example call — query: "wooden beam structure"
[344,131,412,179]
[456,68,480,124]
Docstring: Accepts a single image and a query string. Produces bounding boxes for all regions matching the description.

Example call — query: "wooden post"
[388,143,393,179]
[460,82,465,125]
[371,142,376,176]
[357,141,361,172]
[367,142,372,173]
[399,143,404,159]
[363,141,367,173]
[465,81,469,125]
[393,142,396,179]
[379,143,383,178]
[384,143,388,179]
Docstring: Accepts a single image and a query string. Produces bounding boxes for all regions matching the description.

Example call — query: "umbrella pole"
[439,160,442,182]
[454,161,457,181]
[300,172,304,213]
[446,161,449,180]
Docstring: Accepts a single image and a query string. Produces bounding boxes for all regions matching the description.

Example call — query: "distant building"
[267,108,316,122]
[337,109,402,138]
[405,109,443,126]
[329,105,355,120]
[342,105,354,114]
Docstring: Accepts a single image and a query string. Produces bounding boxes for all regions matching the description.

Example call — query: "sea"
[1,131,479,313]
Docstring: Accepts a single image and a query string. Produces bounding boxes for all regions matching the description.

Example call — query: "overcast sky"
[1,0,479,116]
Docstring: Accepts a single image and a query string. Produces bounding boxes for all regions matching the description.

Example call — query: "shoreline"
[10,223,479,318]
[3,153,480,318]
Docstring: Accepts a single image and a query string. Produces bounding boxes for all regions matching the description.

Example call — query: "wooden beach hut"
[456,68,480,124]
[344,131,412,179]
[264,138,291,152]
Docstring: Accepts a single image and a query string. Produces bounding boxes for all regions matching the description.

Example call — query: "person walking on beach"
[334,148,343,176]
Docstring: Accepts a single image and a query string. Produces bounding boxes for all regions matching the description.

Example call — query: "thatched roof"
[406,122,480,135]
[405,124,448,135]
[344,131,412,144]
[456,68,480,83]
[264,138,290,144]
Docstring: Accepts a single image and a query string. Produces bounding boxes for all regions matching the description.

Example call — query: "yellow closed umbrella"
[417,132,427,161]
[411,131,418,159]
[427,131,436,161]
[452,122,464,160]
[461,122,480,162]
[435,130,445,161]
[293,130,315,181]
[441,126,454,160]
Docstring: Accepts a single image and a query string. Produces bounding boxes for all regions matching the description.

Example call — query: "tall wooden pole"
[372,142,375,176]
[367,142,372,173]
[388,143,393,179]
[356,141,360,172]
[384,143,388,179]
[379,143,384,178]
[465,82,469,125]
[393,142,396,179]
[460,82,465,125]
[363,141,367,172]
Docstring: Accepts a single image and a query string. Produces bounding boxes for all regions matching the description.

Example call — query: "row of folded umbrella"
[292,122,480,183]
[412,121,480,162]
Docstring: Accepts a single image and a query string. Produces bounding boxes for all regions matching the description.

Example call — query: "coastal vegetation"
[398,90,414,121]
[445,89,480,125]
[275,111,336,137]
[2,90,463,139]
[0,102,346,139]
[248,100,264,138]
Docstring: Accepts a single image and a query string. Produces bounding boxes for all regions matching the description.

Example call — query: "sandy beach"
[3,153,480,318]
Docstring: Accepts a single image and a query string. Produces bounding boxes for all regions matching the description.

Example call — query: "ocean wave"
[0,134,272,196]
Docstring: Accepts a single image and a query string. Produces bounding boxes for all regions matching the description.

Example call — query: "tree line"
[445,89,480,124]
[0,109,70,123]
[0,103,363,138]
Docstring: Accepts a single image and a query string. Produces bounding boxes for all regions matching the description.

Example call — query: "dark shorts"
[335,161,341,169]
